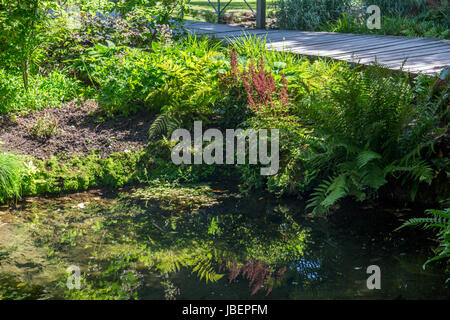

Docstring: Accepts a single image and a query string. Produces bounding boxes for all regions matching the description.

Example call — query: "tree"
[0,0,52,91]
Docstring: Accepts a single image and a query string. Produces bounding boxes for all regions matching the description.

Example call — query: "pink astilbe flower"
[218,49,290,113]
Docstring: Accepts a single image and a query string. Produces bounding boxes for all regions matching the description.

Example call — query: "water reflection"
[0,185,448,300]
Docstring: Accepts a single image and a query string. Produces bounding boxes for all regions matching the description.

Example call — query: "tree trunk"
[22,59,29,92]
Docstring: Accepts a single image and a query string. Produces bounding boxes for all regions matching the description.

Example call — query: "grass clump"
[27,111,62,140]
[0,152,24,204]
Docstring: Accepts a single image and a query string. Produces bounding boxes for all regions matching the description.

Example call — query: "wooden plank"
[224,30,358,43]
[214,30,272,39]
[267,36,408,53]
[331,41,448,61]
[340,42,450,60]
[183,21,450,75]
[262,35,373,50]
[384,53,450,68]
[190,24,244,33]
[356,48,450,64]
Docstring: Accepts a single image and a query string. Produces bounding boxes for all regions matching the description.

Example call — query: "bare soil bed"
[0,100,155,159]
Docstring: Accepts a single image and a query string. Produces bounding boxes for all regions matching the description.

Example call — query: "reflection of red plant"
[224,259,287,296]
[219,49,289,112]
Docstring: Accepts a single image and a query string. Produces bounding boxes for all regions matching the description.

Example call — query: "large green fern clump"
[0,152,24,204]
[295,66,449,215]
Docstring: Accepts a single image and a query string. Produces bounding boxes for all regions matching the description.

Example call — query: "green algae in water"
[0,184,449,300]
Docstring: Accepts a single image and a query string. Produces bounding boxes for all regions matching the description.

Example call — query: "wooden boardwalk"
[184,21,450,76]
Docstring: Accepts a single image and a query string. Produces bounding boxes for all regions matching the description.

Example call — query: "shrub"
[276,0,450,39]
[0,69,81,114]
[94,45,166,115]
[275,0,350,31]
[361,0,447,16]
[215,48,289,129]
[0,0,53,91]
[70,36,224,121]
[69,10,161,48]
[326,10,450,39]
[148,36,225,126]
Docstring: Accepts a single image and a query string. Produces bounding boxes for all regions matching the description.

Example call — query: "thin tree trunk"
[22,59,29,92]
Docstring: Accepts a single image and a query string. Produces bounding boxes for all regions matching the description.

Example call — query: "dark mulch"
[0,100,155,159]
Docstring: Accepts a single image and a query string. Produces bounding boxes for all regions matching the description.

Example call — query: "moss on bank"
[0,139,239,205]
[19,150,146,199]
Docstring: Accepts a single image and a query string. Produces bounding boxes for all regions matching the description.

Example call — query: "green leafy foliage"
[0,69,81,114]
[276,0,450,39]
[148,113,181,140]
[297,66,447,214]
[0,0,53,91]
[19,150,146,198]
[276,0,350,31]
[396,201,450,281]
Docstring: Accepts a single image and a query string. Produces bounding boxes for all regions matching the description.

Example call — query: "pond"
[0,183,448,300]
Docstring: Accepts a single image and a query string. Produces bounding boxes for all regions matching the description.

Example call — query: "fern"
[386,158,434,200]
[356,150,382,169]
[306,144,390,215]
[396,204,450,280]
[148,113,181,140]
[320,174,348,207]
[306,178,334,215]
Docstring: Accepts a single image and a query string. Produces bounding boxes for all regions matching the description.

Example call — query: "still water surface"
[0,185,448,299]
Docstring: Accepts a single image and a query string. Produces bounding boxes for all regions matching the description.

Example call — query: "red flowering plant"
[242,57,289,113]
[219,49,290,111]
[218,49,316,194]
[216,48,290,129]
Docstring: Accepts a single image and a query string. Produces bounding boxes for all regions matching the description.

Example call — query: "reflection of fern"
[192,257,224,283]
[155,250,184,273]
[148,113,181,139]
[153,249,224,283]
[396,203,449,281]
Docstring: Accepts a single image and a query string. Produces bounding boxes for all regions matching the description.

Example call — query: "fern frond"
[321,174,348,207]
[356,150,382,169]
[307,174,349,215]
[149,113,181,140]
